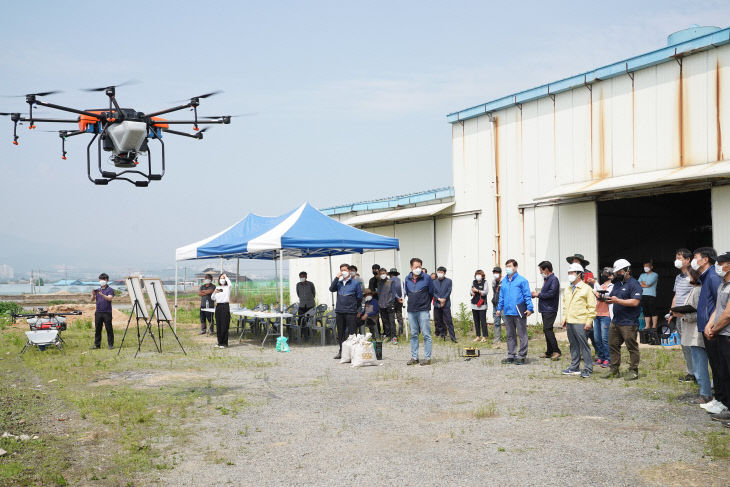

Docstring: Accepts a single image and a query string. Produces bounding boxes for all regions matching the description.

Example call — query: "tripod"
[118,298,160,356]
[142,301,186,356]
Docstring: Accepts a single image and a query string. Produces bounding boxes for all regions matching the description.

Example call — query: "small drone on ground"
[1,83,234,186]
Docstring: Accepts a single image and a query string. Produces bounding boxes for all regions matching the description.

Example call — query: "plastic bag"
[276,336,290,352]
[340,334,360,363]
[351,339,378,367]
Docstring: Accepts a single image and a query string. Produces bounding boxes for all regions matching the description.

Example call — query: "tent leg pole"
[236,258,240,301]
[174,262,178,334]
[328,253,334,308]
[220,257,223,274]
[279,250,284,339]
[397,249,407,340]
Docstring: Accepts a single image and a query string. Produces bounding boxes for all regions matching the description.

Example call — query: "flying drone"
[1,83,234,186]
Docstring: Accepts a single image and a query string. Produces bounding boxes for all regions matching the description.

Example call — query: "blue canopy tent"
[174,202,400,341]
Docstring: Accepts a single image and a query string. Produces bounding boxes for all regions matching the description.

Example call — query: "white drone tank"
[107,120,148,152]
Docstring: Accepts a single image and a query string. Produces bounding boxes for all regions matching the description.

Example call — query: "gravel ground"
[154,336,729,487]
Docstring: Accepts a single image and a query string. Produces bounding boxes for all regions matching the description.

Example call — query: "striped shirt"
[673,273,692,306]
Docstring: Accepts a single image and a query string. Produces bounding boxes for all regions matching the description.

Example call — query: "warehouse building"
[291,25,730,317]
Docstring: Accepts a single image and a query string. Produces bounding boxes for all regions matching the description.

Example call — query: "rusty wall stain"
[678,59,685,167]
[589,87,594,178]
[493,118,501,265]
[598,89,607,179]
[716,58,724,161]
[552,97,557,180]
[631,73,636,170]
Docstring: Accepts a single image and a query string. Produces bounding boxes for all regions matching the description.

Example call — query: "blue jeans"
[593,316,610,362]
[689,346,712,398]
[408,310,432,360]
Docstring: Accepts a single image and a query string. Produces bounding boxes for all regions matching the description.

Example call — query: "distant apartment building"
[0,264,14,281]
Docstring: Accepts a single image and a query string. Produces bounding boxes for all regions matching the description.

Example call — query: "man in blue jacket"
[329,263,363,360]
[497,259,533,364]
[404,257,435,366]
[433,266,457,343]
[532,261,561,359]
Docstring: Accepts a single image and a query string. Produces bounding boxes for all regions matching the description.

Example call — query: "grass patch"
[473,401,497,419]
[704,431,729,459]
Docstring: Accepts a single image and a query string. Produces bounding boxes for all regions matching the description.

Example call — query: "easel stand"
[118,299,160,356]
[145,302,186,356]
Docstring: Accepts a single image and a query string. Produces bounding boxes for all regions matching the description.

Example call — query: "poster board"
[125,276,149,319]
[144,278,172,321]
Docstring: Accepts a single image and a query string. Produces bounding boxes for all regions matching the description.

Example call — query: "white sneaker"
[700,398,718,410]
[705,401,728,415]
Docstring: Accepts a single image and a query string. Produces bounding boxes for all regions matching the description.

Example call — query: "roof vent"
[667,25,721,46]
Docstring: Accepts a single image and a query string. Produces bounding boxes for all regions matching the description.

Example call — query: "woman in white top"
[212,273,231,348]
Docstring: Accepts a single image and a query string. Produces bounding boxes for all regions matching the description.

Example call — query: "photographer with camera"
[593,267,614,368]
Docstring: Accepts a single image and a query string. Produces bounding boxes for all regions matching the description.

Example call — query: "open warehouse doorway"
[596,189,712,316]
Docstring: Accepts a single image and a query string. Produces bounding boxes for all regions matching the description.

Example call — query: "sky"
[1,0,728,280]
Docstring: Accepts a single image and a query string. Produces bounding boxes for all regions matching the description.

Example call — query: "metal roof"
[340,201,455,226]
[321,187,454,215]
[447,27,730,123]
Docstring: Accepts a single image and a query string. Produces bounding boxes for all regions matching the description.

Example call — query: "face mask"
[341,271,350,279]
[299,277,306,283]
[505,267,514,276]
[542,273,548,279]
[365,296,372,302]
[674,259,683,269]
[475,275,482,282]
[643,267,651,273]
[614,272,624,282]
[373,270,379,276]
[716,263,728,277]
[493,274,501,280]
[219,279,226,285]
[379,274,386,280]
[567,274,577,283]
[437,272,445,279]
[99,280,107,287]
[412,267,422,276]
[203,279,212,285]
[691,259,700,271]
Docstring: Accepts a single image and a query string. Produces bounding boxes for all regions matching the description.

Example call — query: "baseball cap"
[613,258,631,272]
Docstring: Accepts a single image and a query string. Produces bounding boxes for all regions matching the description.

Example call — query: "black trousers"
[706,336,730,406]
[541,312,561,355]
[472,309,488,337]
[215,303,231,346]
[200,309,214,332]
[434,306,455,340]
[94,312,114,348]
[379,307,395,338]
[298,305,313,339]
[393,300,404,335]
[336,312,357,352]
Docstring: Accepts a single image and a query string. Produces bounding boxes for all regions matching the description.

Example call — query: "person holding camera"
[212,273,231,348]
[603,259,643,381]
[91,273,115,349]
[198,274,216,335]
[593,267,614,368]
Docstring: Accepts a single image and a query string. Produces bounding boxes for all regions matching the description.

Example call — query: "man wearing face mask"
[704,253,730,425]
[91,272,115,349]
[433,266,456,343]
[329,263,363,360]
[296,271,316,339]
[404,257,435,365]
[357,289,380,337]
[532,261,561,360]
[638,260,659,339]
[377,268,396,344]
[560,263,596,378]
[671,249,695,382]
[369,264,381,293]
[388,268,405,336]
[694,248,729,416]
[198,274,216,335]
[603,259,642,380]
[491,267,503,343]
[496,259,533,365]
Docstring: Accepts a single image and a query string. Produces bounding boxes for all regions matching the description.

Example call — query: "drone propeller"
[202,112,257,119]
[0,90,63,98]
[170,90,222,103]
[82,79,140,92]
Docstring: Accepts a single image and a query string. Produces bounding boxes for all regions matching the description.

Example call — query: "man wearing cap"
[433,266,457,343]
[567,253,594,284]
[702,250,730,418]
[357,288,380,337]
[388,268,405,336]
[560,263,596,378]
[491,266,503,343]
[603,259,643,380]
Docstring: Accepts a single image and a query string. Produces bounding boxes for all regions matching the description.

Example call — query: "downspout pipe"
[490,113,501,266]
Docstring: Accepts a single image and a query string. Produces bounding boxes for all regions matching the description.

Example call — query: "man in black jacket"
[492,266,503,343]
[329,263,363,359]
[532,261,561,359]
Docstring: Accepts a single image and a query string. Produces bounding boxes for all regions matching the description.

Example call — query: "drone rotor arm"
[31,100,104,120]
[161,128,198,139]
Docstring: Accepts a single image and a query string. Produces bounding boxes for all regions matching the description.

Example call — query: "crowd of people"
[319,247,730,429]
